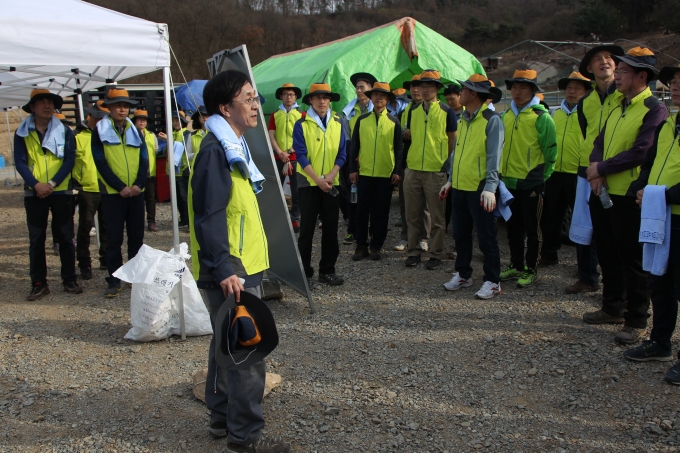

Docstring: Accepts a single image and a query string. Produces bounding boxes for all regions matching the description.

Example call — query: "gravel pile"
[1,185,680,453]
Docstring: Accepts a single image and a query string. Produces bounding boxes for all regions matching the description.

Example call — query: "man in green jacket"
[499,69,557,288]
[540,72,591,265]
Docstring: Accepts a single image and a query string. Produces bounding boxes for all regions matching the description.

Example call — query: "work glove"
[439,181,452,201]
[480,190,496,212]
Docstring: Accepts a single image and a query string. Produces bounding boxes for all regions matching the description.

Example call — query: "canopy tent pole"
[76,93,85,123]
[163,66,186,340]
[5,110,17,184]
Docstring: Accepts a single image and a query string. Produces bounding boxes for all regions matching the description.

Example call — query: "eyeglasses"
[233,95,261,107]
[613,70,632,76]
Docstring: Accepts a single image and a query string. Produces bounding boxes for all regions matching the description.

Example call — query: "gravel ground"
[1,185,680,453]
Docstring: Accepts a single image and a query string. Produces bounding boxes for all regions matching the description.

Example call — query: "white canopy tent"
[0,0,189,337]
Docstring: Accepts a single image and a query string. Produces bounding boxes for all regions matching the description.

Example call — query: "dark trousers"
[589,193,649,328]
[340,161,356,234]
[355,176,393,250]
[576,241,600,285]
[275,160,300,221]
[76,191,107,269]
[145,176,157,224]
[204,286,266,444]
[298,186,340,277]
[25,195,77,285]
[506,187,543,271]
[176,176,189,223]
[101,193,145,284]
[649,216,680,351]
[541,172,576,261]
[452,188,501,283]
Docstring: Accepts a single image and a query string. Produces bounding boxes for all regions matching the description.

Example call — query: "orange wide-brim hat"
[301,83,340,105]
[275,83,302,100]
[505,69,544,92]
[22,88,64,113]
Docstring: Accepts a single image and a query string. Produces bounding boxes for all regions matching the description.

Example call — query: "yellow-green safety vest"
[553,107,582,174]
[24,130,70,191]
[648,113,680,215]
[348,103,371,137]
[166,128,189,177]
[273,108,302,151]
[356,109,398,178]
[296,112,343,186]
[501,105,554,182]
[407,100,450,172]
[451,103,498,191]
[142,129,157,177]
[73,128,99,192]
[99,118,144,194]
[577,84,618,167]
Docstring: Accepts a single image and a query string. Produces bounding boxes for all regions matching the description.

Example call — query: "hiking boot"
[665,363,680,385]
[148,222,158,232]
[104,281,122,298]
[64,281,84,294]
[79,267,93,280]
[516,267,537,288]
[343,234,355,245]
[318,273,344,286]
[425,258,442,270]
[623,340,673,362]
[419,240,429,252]
[369,249,382,260]
[443,272,473,291]
[475,281,501,300]
[291,220,300,233]
[565,280,600,294]
[352,246,369,261]
[404,256,421,267]
[614,326,647,345]
[394,240,408,251]
[208,420,228,438]
[500,265,522,281]
[582,309,625,325]
[226,435,290,453]
[27,283,50,301]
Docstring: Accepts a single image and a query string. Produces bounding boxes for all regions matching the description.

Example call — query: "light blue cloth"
[569,176,593,245]
[16,114,65,158]
[387,98,409,116]
[494,181,513,221]
[172,141,186,173]
[487,103,496,111]
[205,115,264,194]
[559,99,577,115]
[278,102,299,112]
[641,185,671,276]
[510,95,540,117]
[342,98,373,119]
[95,115,142,148]
[306,107,332,133]
[639,185,668,244]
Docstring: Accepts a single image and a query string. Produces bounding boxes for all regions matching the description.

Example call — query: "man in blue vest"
[14,89,82,300]
[92,88,148,297]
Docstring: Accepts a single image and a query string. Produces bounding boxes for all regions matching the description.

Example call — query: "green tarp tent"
[253,17,485,115]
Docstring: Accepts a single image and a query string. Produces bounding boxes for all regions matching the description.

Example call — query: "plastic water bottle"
[321,175,339,197]
[599,186,613,209]
[350,183,358,203]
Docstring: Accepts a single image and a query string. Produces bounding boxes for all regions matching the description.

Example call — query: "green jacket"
[349,109,403,178]
[552,105,583,174]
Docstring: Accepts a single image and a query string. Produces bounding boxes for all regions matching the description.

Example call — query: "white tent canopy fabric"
[0,0,170,109]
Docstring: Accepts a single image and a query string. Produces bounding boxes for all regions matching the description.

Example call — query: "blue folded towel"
[16,114,65,158]
[95,116,142,148]
[205,115,265,194]
[641,185,671,276]
[569,176,593,245]
[494,181,513,221]
[639,185,668,245]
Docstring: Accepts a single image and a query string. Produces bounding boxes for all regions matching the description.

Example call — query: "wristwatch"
[48,180,57,188]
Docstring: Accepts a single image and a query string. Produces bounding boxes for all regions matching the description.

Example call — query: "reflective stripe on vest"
[357,110,397,178]
[100,118,143,194]
[553,108,582,174]
[274,108,302,151]
[25,131,70,191]
[452,103,496,191]
[649,113,680,215]
[501,106,546,181]
[578,85,618,167]
[74,129,99,192]
[296,113,343,186]
[407,100,449,172]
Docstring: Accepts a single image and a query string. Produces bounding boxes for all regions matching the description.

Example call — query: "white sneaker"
[89,227,96,237]
[475,281,501,299]
[394,240,408,251]
[420,240,429,252]
[444,272,473,291]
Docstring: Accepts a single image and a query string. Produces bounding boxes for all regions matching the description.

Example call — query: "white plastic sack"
[113,243,213,342]
[283,175,291,197]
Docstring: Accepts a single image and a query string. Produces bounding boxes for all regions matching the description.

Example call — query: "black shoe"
[318,273,344,285]
[79,267,93,280]
[104,282,122,298]
[343,234,355,245]
[424,258,441,270]
[369,249,382,260]
[208,420,228,438]
[226,435,290,453]
[623,340,672,362]
[27,283,50,301]
[351,246,369,261]
[306,277,315,289]
[64,281,84,294]
[540,257,559,266]
[405,256,421,267]
[178,219,189,227]
[99,263,108,270]
[665,363,680,385]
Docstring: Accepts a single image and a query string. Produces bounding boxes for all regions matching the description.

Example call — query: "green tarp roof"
[253,17,485,114]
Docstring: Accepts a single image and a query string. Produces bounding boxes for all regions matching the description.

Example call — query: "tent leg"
[5,111,17,184]
[163,66,186,341]
[76,93,85,123]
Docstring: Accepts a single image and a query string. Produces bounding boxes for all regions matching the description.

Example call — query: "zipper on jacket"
[44,153,49,184]
[119,124,131,187]
[455,122,472,187]
[603,109,624,160]
[477,156,481,179]
[239,214,245,255]
[504,118,517,174]
[560,113,570,171]
[372,113,379,176]
[655,124,679,184]
[421,113,428,170]
[321,128,327,178]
